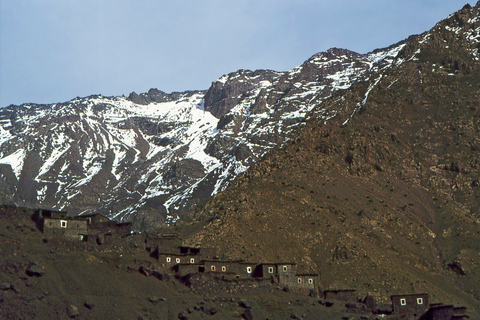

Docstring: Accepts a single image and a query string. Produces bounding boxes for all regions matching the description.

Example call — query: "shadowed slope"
[183,4,480,317]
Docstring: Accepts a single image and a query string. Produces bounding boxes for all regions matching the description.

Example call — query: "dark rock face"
[127,88,195,105]
[204,69,282,119]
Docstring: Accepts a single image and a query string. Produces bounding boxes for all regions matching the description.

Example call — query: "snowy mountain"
[0,43,407,229]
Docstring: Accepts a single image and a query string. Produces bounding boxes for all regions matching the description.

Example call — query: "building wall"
[292,275,317,293]
[276,263,297,288]
[323,290,358,302]
[37,209,68,219]
[202,260,245,275]
[158,254,200,269]
[43,218,88,240]
[174,264,205,276]
[257,264,277,278]
[239,263,256,278]
[425,305,454,320]
[90,222,131,236]
[391,294,429,319]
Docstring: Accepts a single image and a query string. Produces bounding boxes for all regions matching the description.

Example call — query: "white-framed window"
[166,257,171,263]
[417,298,423,305]
[283,266,288,272]
[246,267,252,274]
[400,298,407,306]
[221,266,226,272]
[60,220,67,228]
[211,265,216,271]
[308,278,313,284]
[297,278,302,283]
[190,258,195,264]
[268,267,274,273]
[175,258,180,263]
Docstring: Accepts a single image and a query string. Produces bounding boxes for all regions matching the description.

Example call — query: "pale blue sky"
[0,0,471,107]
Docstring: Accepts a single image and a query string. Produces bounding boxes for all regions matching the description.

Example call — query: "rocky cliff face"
[0,37,405,229]
[183,3,480,317]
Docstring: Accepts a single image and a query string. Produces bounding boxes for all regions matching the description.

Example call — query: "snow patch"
[0,149,26,179]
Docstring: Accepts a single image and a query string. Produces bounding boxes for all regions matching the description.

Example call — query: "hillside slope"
[183,4,480,317]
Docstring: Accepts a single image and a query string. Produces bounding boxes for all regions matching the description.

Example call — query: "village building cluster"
[146,233,318,294]
[34,209,132,245]
[22,206,471,319]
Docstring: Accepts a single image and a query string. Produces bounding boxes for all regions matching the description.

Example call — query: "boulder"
[242,308,253,320]
[152,269,165,280]
[177,313,188,320]
[67,304,80,318]
[202,304,218,315]
[84,299,95,310]
[149,296,165,304]
[0,282,11,290]
[26,263,45,277]
[238,299,252,308]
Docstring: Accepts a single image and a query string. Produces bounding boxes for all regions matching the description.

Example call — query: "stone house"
[146,233,182,253]
[151,235,215,270]
[391,293,430,319]
[293,273,318,294]
[39,210,131,241]
[275,262,297,288]
[79,213,132,237]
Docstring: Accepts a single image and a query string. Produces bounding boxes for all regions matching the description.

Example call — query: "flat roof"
[391,293,429,298]
[201,259,245,263]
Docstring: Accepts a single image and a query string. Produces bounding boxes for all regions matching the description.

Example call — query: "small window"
[283,266,288,272]
[79,235,84,240]
[190,258,195,264]
[417,298,423,305]
[308,278,313,284]
[60,220,67,228]
[400,298,407,306]
[297,278,302,283]
[246,267,252,273]
[211,265,216,271]
[268,267,274,273]
[175,258,180,263]
[221,266,226,272]
[166,257,171,263]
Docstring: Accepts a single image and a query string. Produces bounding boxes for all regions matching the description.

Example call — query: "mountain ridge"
[0,35,408,229]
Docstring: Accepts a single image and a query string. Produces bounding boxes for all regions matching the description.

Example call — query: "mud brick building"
[391,293,430,320]
[294,273,318,294]
[36,209,88,240]
[37,210,131,242]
